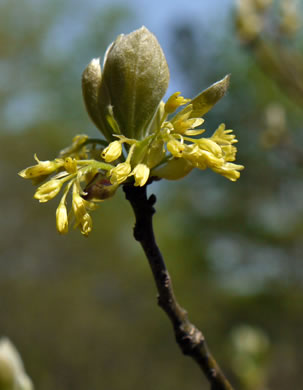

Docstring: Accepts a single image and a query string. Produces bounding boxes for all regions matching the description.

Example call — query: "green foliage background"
[1,1,303,389]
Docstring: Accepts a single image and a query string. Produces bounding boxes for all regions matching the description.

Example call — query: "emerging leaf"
[184,74,230,118]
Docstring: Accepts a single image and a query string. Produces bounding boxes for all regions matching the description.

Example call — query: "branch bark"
[123,183,234,390]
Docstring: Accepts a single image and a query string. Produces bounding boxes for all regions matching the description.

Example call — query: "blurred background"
[1,0,303,389]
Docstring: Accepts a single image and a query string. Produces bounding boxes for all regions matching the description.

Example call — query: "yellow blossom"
[132,164,150,187]
[222,144,237,162]
[64,157,77,174]
[18,155,64,179]
[181,144,227,172]
[166,139,185,157]
[34,179,64,203]
[164,92,190,114]
[72,184,92,236]
[195,150,224,170]
[182,144,207,170]
[211,123,237,144]
[195,138,223,157]
[212,162,244,182]
[56,202,69,234]
[173,118,204,135]
[101,140,122,162]
[60,134,89,158]
[109,162,132,185]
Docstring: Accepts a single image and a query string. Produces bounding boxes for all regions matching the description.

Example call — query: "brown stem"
[123,183,234,390]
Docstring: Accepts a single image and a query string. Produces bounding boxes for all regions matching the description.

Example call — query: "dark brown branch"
[123,183,234,390]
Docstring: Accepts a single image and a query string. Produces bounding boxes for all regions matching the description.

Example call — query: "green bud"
[181,74,230,119]
[83,26,170,141]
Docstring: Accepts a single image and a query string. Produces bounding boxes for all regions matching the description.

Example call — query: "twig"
[123,183,234,390]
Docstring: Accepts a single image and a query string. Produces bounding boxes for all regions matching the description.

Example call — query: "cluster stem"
[123,183,234,390]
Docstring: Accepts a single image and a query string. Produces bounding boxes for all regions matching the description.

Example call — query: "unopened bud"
[132,164,150,187]
[85,26,170,140]
[101,141,122,162]
[109,162,131,185]
[56,203,68,234]
[34,179,63,203]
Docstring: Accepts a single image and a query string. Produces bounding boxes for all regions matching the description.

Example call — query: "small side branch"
[123,183,234,390]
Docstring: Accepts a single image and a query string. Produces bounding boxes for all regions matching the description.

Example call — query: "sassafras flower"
[34,179,64,203]
[131,164,150,187]
[18,155,64,180]
[164,92,190,114]
[101,140,122,162]
[72,184,93,236]
[109,162,132,185]
[212,162,244,182]
[211,123,237,145]
[64,157,78,174]
[195,138,223,158]
[56,202,69,234]
[166,139,185,158]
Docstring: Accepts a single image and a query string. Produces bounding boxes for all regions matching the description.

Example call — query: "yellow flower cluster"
[98,92,244,185]
[19,136,115,236]
[19,91,243,236]
[19,28,244,236]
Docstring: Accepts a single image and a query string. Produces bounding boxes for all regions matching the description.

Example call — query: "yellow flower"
[173,117,204,135]
[211,123,237,145]
[72,184,92,236]
[18,155,63,179]
[182,144,207,170]
[191,150,224,171]
[166,139,185,158]
[34,179,64,203]
[56,202,69,234]
[101,140,122,162]
[109,162,132,185]
[63,157,77,174]
[60,134,89,158]
[212,162,244,182]
[164,92,190,114]
[195,138,223,157]
[222,144,237,162]
[132,164,150,187]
